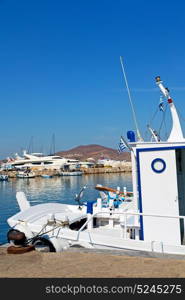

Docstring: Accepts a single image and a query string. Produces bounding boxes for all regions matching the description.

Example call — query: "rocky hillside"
[56,144,131,161]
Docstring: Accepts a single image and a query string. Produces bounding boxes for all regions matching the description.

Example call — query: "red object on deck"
[168,98,173,103]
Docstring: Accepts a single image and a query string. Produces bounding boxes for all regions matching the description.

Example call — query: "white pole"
[120,56,143,141]
[87,214,93,230]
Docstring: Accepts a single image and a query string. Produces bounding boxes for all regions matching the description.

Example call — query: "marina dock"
[0,164,132,178]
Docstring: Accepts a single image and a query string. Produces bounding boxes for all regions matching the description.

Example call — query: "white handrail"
[76,210,185,242]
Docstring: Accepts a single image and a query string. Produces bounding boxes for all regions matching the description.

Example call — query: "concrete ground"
[0,247,185,278]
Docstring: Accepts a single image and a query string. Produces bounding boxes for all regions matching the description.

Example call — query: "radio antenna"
[120,56,143,141]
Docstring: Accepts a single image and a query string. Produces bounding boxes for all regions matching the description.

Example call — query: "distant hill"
[56,144,131,161]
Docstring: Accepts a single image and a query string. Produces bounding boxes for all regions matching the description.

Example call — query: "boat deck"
[89,226,122,238]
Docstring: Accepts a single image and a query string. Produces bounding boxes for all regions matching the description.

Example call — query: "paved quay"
[0,246,185,278]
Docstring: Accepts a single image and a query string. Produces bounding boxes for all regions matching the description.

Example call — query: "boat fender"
[31,236,56,252]
[7,229,27,246]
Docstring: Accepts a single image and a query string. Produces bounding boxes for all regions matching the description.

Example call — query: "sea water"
[0,173,132,244]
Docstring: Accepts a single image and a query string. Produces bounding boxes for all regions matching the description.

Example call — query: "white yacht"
[2,151,79,171]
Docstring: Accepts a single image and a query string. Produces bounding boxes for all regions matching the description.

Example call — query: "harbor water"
[0,173,132,245]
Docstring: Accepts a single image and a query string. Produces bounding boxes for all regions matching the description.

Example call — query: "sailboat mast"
[50,133,56,155]
[120,56,143,141]
[28,136,34,154]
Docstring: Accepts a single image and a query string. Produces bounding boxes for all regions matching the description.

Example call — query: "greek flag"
[118,136,127,153]
[159,97,164,111]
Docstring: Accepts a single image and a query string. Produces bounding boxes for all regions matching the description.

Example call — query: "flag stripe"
[118,137,127,153]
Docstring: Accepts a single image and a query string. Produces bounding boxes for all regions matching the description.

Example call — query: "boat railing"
[76,210,185,242]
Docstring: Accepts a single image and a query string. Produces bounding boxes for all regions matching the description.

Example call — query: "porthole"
[151,158,166,173]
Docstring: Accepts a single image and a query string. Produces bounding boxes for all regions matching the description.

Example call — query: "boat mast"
[120,56,143,141]
[50,133,56,155]
[155,76,184,142]
[28,136,34,154]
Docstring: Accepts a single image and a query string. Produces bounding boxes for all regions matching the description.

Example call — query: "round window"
[151,158,166,173]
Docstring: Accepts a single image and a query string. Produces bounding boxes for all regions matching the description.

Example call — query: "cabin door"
[139,149,181,245]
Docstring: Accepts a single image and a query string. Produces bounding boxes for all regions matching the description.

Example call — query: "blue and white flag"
[159,97,164,111]
[118,136,127,153]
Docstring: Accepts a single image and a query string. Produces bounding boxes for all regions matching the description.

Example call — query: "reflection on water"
[0,173,132,244]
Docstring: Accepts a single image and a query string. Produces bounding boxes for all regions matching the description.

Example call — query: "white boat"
[6,76,185,256]
[60,171,83,176]
[60,162,83,176]
[7,186,134,252]
[17,170,35,178]
[2,151,79,171]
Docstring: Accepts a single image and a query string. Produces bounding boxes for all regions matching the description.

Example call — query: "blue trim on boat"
[136,150,144,240]
[137,145,185,152]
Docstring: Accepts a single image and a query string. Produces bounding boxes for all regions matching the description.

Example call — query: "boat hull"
[17,174,35,178]
[60,171,82,176]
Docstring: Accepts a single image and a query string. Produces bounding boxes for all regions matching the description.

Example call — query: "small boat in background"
[41,174,53,178]
[60,162,82,176]
[60,171,83,176]
[0,174,8,181]
[17,169,35,178]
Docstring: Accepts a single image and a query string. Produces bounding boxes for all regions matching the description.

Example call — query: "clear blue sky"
[0,0,185,159]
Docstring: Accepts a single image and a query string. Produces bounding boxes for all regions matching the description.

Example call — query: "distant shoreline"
[81,166,132,174]
[0,165,132,178]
